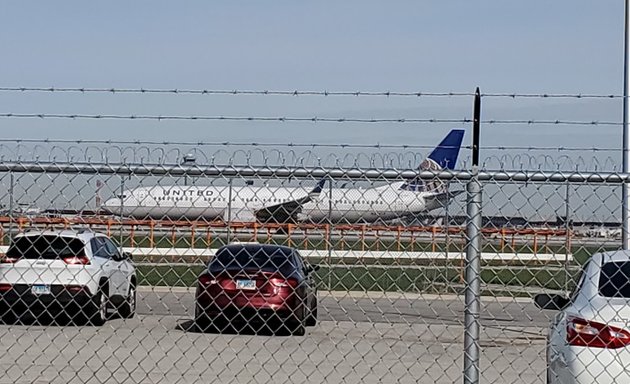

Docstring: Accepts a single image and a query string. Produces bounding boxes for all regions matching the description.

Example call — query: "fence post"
[190,224,195,249]
[623,0,630,249]
[464,86,482,384]
[226,178,233,244]
[149,221,155,248]
[464,166,482,384]
[8,172,13,241]
[564,182,571,294]
[119,176,125,248]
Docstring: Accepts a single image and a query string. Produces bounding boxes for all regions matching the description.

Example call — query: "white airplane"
[101,129,465,224]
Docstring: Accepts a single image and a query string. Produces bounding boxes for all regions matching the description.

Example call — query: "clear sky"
[0,1,625,220]
[0,1,624,164]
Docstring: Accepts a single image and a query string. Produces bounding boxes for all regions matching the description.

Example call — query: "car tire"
[306,301,318,327]
[194,303,212,332]
[291,319,306,336]
[290,304,306,336]
[0,303,14,324]
[87,288,108,326]
[119,284,136,319]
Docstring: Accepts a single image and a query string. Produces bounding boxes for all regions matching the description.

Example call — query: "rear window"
[599,261,630,298]
[209,246,297,274]
[6,235,86,260]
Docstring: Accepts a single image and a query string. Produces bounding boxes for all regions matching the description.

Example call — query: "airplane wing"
[422,190,465,211]
[254,179,327,223]
[390,189,465,224]
[230,207,258,222]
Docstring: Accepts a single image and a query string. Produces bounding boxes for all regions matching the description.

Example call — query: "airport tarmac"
[0,288,552,384]
[136,287,554,328]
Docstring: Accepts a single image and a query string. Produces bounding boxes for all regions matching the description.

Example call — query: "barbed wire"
[0,138,620,152]
[0,143,621,172]
[0,87,621,99]
[0,113,622,126]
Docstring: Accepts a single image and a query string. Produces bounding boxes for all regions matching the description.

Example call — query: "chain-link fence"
[0,149,626,383]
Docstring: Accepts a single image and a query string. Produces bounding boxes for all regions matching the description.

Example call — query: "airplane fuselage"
[101,183,435,224]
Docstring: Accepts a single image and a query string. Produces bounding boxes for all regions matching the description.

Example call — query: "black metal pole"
[472,87,481,167]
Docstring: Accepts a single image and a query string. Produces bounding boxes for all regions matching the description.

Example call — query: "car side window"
[104,238,122,260]
[91,238,109,259]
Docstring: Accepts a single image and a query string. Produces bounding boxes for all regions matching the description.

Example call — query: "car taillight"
[198,274,217,287]
[62,255,90,265]
[567,317,630,349]
[0,256,20,264]
[0,283,12,292]
[269,277,298,288]
[65,285,88,294]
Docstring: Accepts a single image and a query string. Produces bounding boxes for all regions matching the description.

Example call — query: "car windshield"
[209,246,297,274]
[599,261,630,298]
[5,235,85,259]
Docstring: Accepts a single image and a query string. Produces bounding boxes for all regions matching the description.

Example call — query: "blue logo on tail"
[426,129,465,170]
[400,129,465,192]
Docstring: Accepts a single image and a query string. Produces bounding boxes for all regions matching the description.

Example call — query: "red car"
[194,243,319,335]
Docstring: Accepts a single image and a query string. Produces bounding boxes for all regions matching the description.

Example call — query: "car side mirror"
[122,251,133,261]
[534,293,570,311]
[304,264,320,274]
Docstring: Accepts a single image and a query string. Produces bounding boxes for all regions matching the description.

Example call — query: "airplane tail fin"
[400,129,465,192]
[308,178,327,199]
[425,129,465,171]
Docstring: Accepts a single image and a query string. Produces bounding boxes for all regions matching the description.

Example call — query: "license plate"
[31,285,51,295]
[236,279,256,290]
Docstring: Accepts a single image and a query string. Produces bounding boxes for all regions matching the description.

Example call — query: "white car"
[0,229,136,325]
[535,250,630,383]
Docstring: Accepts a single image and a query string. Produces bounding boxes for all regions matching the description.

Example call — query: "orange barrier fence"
[0,215,574,255]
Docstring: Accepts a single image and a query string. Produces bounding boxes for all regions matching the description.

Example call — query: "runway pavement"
[0,288,553,384]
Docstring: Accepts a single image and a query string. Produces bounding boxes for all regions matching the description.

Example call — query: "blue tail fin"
[426,129,465,170]
[399,129,465,192]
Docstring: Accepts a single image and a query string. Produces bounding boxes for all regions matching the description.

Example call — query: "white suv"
[0,229,136,325]
[535,250,630,383]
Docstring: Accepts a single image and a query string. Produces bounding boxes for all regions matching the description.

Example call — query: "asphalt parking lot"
[0,289,551,384]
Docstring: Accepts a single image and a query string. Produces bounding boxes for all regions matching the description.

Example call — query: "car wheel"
[88,288,108,326]
[119,284,136,319]
[290,304,306,336]
[194,303,212,332]
[306,300,318,327]
[291,321,306,336]
[546,370,551,384]
[0,303,15,324]
[546,351,555,384]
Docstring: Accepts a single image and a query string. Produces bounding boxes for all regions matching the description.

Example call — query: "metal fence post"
[227,178,233,244]
[8,172,14,238]
[445,180,450,258]
[623,0,630,249]
[119,176,125,248]
[464,166,482,384]
[564,182,571,294]
[327,177,333,290]
[464,87,482,384]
